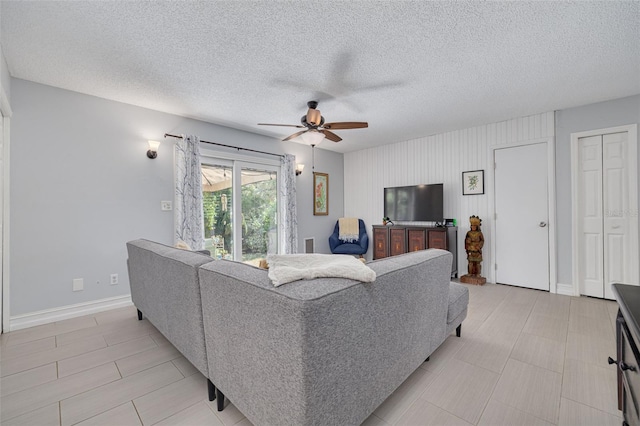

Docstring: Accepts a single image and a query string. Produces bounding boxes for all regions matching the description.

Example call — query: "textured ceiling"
[2,1,639,153]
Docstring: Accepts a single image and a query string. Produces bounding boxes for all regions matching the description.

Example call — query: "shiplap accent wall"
[344,111,555,280]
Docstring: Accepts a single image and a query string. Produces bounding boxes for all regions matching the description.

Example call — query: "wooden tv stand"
[372,225,457,278]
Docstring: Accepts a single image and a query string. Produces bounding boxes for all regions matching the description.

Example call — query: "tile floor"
[0,283,622,425]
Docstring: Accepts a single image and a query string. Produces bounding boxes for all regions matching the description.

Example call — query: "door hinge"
[495,263,498,270]
[494,213,497,220]
[494,162,497,170]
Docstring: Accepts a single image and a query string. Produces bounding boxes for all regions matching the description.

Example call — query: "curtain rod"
[164,133,284,158]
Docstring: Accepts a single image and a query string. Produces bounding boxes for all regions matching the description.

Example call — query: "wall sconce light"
[295,163,305,176]
[147,140,160,159]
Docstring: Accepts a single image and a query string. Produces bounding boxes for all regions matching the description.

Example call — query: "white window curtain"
[279,154,298,253]
[174,135,204,249]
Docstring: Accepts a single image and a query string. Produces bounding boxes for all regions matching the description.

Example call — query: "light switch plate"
[161,201,172,211]
[72,278,83,292]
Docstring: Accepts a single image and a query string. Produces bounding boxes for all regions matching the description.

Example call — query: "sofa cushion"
[447,282,469,324]
[331,243,366,255]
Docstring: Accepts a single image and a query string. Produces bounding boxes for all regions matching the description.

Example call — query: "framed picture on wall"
[462,170,484,195]
[313,172,329,215]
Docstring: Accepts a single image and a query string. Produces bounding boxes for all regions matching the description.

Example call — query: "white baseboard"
[555,282,577,297]
[9,295,133,331]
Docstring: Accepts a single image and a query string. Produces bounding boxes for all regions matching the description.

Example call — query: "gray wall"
[10,78,343,315]
[555,94,640,285]
[0,50,9,102]
[0,6,9,101]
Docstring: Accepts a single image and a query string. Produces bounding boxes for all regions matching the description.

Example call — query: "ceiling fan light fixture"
[300,130,325,146]
[307,108,322,126]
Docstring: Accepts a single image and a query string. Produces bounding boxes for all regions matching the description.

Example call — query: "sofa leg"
[207,379,216,401]
[425,356,430,362]
[216,388,225,411]
[137,309,143,321]
[456,324,461,337]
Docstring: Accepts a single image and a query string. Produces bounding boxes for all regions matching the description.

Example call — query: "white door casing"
[0,112,3,332]
[0,86,11,333]
[572,125,639,299]
[494,142,550,291]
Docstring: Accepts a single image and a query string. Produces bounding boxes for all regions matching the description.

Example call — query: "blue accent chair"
[329,219,369,256]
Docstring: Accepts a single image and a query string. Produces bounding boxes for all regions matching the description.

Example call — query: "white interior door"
[602,132,640,299]
[494,143,550,290]
[577,130,639,299]
[577,135,604,297]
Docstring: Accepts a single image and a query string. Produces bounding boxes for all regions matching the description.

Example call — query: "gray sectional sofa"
[126,239,218,400]
[126,239,468,426]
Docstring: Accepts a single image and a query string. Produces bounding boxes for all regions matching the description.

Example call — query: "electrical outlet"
[73,278,84,292]
[110,274,118,285]
[161,201,172,211]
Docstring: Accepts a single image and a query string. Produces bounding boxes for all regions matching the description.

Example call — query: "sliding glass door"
[240,167,278,262]
[201,156,279,263]
[202,162,234,259]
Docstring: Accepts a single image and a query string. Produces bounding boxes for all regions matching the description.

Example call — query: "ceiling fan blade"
[258,123,305,128]
[320,130,342,142]
[323,122,368,130]
[283,130,308,142]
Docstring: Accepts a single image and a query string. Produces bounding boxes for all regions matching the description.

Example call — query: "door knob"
[621,362,636,372]
[539,222,547,227]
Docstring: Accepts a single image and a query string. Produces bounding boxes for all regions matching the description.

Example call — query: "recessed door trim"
[489,136,557,291]
[571,124,639,298]
[1,86,12,333]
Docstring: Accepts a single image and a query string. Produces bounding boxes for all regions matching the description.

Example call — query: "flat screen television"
[384,183,444,222]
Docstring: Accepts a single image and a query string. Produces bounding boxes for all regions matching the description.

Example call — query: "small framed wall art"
[313,172,329,215]
[462,170,484,195]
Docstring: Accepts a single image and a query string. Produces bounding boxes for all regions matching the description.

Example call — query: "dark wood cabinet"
[407,228,427,252]
[372,225,457,277]
[389,227,407,257]
[612,283,640,426]
[373,227,389,260]
[428,229,447,250]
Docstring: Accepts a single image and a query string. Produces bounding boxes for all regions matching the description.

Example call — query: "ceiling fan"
[258,100,368,143]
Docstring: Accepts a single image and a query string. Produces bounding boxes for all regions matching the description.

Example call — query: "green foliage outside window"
[241,179,277,259]
[202,179,276,260]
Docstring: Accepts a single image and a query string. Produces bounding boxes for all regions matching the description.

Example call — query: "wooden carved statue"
[461,215,486,285]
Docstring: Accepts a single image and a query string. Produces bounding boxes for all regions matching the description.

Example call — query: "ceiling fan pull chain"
[311,144,315,171]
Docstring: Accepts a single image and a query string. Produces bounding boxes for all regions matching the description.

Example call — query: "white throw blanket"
[338,217,359,242]
[266,254,376,287]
